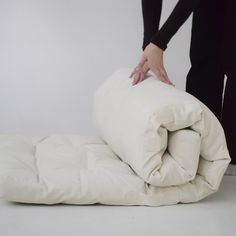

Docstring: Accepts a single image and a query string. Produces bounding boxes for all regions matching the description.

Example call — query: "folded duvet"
[0,68,231,206]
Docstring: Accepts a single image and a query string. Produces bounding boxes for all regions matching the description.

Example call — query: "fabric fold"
[0,68,231,206]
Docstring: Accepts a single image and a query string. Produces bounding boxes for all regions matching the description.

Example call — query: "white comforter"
[0,68,231,206]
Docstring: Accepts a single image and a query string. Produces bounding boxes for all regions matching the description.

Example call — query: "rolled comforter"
[0,68,231,206]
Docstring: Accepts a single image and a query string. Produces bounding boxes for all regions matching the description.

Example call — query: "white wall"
[0,0,192,136]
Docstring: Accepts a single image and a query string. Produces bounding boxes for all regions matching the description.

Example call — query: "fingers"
[153,69,165,83]
[138,62,150,83]
[130,58,175,87]
[142,62,150,75]
[129,66,140,79]
[160,68,169,81]
[137,55,147,69]
[132,72,141,85]
[161,68,175,86]
[132,62,150,85]
[131,67,175,87]
[154,68,175,87]
[129,54,147,78]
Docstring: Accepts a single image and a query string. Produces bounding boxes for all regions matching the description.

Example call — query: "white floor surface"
[0,176,235,236]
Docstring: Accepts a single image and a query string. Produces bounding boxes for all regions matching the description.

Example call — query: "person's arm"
[130,0,200,86]
[142,0,163,51]
[150,0,200,50]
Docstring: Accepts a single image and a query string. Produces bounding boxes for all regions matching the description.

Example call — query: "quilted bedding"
[0,68,231,206]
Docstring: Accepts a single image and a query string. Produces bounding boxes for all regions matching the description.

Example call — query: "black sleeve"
[143,0,199,51]
[142,0,163,51]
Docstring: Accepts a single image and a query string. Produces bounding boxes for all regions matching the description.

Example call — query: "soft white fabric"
[0,68,231,206]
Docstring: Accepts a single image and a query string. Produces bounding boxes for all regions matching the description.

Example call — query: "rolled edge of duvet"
[93,67,231,202]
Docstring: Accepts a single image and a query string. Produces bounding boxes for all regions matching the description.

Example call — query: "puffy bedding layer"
[0,68,231,206]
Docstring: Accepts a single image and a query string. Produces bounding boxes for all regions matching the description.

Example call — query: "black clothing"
[141,0,236,164]
[142,0,199,51]
[142,0,162,51]
[186,0,236,164]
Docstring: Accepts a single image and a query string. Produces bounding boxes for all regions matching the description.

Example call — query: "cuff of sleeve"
[142,38,149,51]
[149,36,167,51]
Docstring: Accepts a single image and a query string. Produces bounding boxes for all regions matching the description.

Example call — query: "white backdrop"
[0,0,192,135]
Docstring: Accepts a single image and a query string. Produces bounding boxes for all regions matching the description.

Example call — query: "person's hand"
[129,42,175,87]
